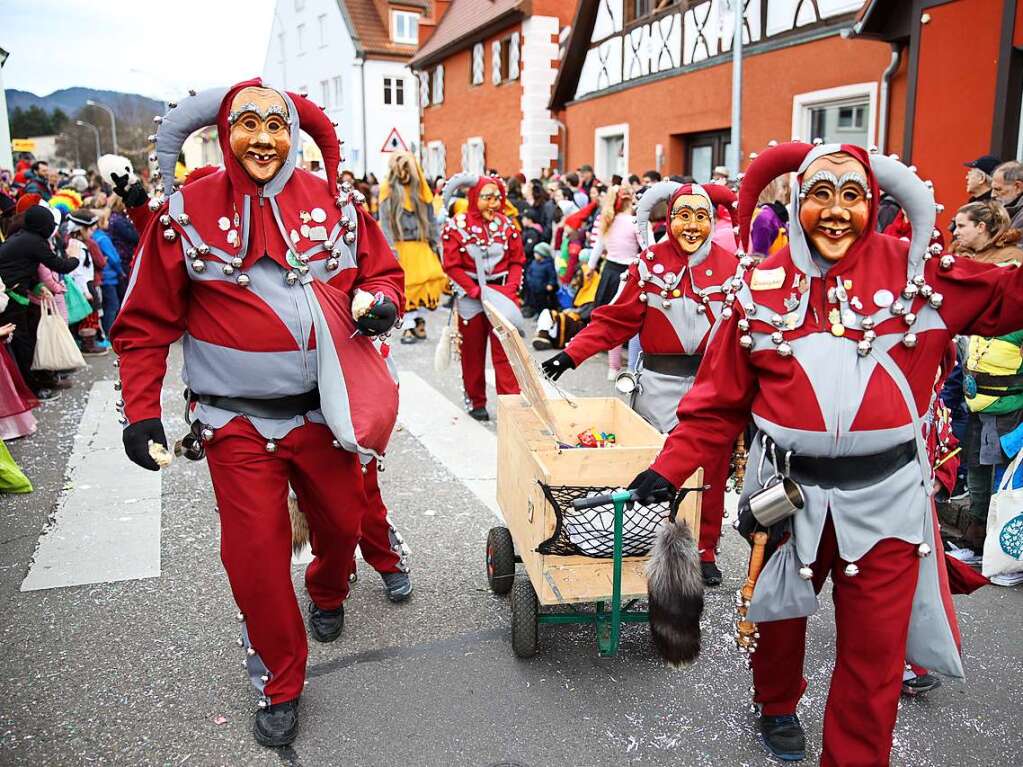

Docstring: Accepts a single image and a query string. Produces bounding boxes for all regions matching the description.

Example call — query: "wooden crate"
[496,395,703,606]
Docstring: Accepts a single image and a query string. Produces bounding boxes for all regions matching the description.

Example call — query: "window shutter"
[472,43,484,85]
[461,142,470,173]
[476,139,486,175]
[433,64,444,103]
[509,33,520,80]
[419,71,430,106]
[438,142,446,178]
[491,40,502,84]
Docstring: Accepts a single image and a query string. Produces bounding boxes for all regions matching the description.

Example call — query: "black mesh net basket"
[536,483,673,559]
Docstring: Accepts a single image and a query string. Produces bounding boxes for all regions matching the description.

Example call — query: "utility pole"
[728,0,743,178]
[76,120,101,168]
[86,99,118,154]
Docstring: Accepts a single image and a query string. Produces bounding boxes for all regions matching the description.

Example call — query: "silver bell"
[902,333,918,348]
[147,198,160,212]
[231,257,243,269]
[904,312,916,326]
[861,316,875,330]
[902,284,918,299]
[857,340,871,357]
[799,565,813,580]
[331,439,342,449]
[662,300,671,309]
[738,319,750,332]
[237,274,250,287]
[242,659,248,668]
[236,611,244,622]
[637,292,648,303]
[223,265,235,276]
[246,647,256,656]
[739,334,753,349]
[236,638,244,647]
[920,284,934,298]
[260,674,270,683]
[917,543,932,557]
[890,301,905,315]
[265,441,277,454]
[344,231,357,245]
[286,271,299,286]
[201,427,215,441]
[326,258,339,271]
[177,213,191,226]
[257,698,269,710]
[940,255,955,270]
[695,303,705,314]
[186,247,197,258]
[197,244,210,255]
[771,331,783,345]
[159,214,171,226]
[929,292,944,309]
[163,228,177,241]
[191,259,206,273]
[777,342,793,357]
[844,563,860,577]
[720,307,733,320]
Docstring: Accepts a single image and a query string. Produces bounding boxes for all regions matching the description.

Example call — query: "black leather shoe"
[307,601,344,643]
[701,561,723,587]
[902,672,941,696]
[760,714,806,762]
[253,698,299,747]
[468,407,490,421]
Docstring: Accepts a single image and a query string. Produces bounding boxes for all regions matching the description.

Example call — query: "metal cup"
[748,477,805,527]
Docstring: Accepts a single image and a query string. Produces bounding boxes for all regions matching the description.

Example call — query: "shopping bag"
[31,298,86,372]
[982,450,1023,578]
[0,439,32,494]
[62,275,93,325]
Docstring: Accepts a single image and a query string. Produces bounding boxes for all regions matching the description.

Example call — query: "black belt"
[763,438,917,491]
[190,390,320,419]
[486,275,507,286]
[643,353,703,377]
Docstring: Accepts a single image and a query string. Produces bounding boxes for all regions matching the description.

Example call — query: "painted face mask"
[228,87,291,185]
[797,153,870,262]
[477,183,502,220]
[669,194,713,254]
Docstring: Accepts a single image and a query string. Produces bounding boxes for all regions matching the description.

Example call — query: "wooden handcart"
[483,303,702,657]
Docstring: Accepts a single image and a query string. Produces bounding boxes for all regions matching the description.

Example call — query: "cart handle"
[570,485,708,512]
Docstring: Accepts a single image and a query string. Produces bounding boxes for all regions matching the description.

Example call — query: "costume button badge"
[653,263,665,274]
[750,267,785,291]
[311,207,327,223]
[873,289,894,308]
[218,216,231,231]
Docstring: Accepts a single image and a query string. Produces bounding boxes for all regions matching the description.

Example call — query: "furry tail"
[289,492,309,556]
[434,324,453,372]
[645,518,704,667]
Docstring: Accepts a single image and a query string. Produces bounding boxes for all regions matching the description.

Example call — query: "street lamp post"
[75,119,101,168]
[86,98,117,154]
[728,0,743,178]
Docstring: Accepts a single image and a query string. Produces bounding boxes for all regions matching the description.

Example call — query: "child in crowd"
[522,242,559,318]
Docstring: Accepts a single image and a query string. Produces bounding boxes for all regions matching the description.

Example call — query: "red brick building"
[549,0,1023,228]
[409,0,577,179]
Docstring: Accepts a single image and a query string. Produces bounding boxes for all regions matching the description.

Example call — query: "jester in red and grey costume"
[542,182,739,580]
[629,141,1023,766]
[441,173,525,418]
[111,79,403,744]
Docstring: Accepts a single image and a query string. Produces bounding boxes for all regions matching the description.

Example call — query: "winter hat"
[533,242,553,259]
[24,205,57,238]
[15,192,41,213]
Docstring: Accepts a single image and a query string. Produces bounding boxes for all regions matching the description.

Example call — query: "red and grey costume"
[646,142,1023,766]
[111,79,403,707]
[562,182,738,563]
[441,174,525,410]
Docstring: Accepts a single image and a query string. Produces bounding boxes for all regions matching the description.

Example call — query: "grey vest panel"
[181,335,317,397]
[631,362,694,433]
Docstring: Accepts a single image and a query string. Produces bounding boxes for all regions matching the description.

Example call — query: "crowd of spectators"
[0,158,137,493]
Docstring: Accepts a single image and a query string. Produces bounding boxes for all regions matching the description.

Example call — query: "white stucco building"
[263,0,424,181]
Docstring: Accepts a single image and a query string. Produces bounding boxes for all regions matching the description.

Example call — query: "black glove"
[736,497,788,554]
[111,172,149,209]
[122,418,167,471]
[541,351,575,381]
[627,467,677,504]
[356,297,398,336]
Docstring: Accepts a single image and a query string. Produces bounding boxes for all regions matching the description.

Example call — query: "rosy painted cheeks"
[669,206,712,254]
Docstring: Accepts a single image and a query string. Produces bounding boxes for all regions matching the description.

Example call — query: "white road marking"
[397,370,500,519]
[21,381,162,591]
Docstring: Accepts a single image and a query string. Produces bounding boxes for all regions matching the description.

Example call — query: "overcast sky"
[2,0,276,99]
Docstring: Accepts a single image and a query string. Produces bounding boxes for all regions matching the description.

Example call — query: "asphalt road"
[1,309,1018,767]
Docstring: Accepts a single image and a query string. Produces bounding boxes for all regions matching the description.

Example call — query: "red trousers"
[697,452,730,563]
[205,418,367,704]
[358,460,407,574]
[459,313,519,409]
[751,517,919,767]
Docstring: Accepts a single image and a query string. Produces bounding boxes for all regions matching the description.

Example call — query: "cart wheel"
[486,526,515,595]
[510,578,539,658]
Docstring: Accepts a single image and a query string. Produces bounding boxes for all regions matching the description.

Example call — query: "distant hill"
[5,87,163,117]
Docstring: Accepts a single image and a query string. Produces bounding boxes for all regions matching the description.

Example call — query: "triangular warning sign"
[380,128,408,153]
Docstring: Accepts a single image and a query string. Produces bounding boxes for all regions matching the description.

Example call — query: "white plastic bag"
[31,298,86,372]
[982,450,1023,578]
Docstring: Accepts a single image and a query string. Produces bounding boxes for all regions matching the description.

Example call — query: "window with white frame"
[461,137,485,175]
[432,65,444,104]
[594,123,629,181]
[333,76,343,107]
[792,83,878,149]
[471,43,485,85]
[392,10,419,44]
[320,80,330,108]
[426,140,446,180]
[383,77,405,106]
[297,23,305,53]
[318,14,327,47]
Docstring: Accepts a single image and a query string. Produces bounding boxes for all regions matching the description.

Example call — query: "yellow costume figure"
[378,152,448,343]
